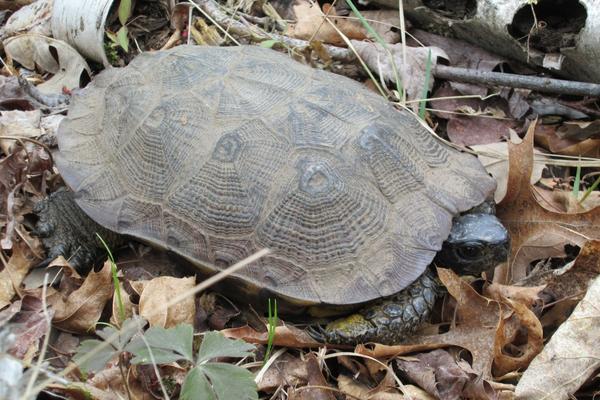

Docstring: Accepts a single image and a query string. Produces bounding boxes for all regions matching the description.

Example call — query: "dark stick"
[433,65,600,97]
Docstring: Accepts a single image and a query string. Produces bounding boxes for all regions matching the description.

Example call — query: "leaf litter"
[0,0,599,399]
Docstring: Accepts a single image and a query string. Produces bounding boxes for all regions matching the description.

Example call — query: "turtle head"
[434,213,509,276]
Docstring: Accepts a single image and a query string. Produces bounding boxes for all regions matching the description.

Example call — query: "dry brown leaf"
[137,275,195,328]
[288,353,336,400]
[556,120,600,141]
[51,261,113,333]
[350,41,447,101]
[495,121,600,282]
[410,29,506,96]
[0,240,36,309]
[516,272,600,400]
[484,283,546,309]
[541,240,600,303]
[360,10,402,44]
[0,109,42,154]
[358,269,542,379]
[286,2,367,46]
[4,295,53,362]
[221,324,322,348]
[534,123,600,157]
[493,298,543,377]
[396,349,497,400]
[337,374,406,400]
[257,352,309,392]
[447,116,515,146]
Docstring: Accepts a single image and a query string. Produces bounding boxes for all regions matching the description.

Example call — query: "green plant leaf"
[118,0,132,25]
[197,331,255,364]
[74,317,145,373]
[126,324,194,364]
[117,26,129,52]
[106,31,118,44]
[73,339,117,373]
[181,367,217,400]
[200,363,258,400]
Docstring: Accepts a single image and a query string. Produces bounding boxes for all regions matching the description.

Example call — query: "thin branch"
[433,65,600,97]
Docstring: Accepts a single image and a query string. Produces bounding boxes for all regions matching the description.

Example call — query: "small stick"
[433,65,600,97]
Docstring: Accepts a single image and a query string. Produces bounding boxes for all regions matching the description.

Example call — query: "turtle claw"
[306,324,328,343]
[35,243,67,268]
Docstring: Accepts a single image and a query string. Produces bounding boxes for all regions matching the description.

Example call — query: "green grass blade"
[572,160,581,200]
[418,49,432,120]
[96,233,126,324]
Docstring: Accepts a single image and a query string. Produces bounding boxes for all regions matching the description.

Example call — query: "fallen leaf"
[4,295,53,362]
[3,33,90,94]
[286,1,367,46]
[137,276,195,328]
[257,352,309,392]
[337,373,406,399]
[51,260,113,333]
[516,272,600,399]
[288,354,336,400]
[0,240,37,309]
[358,269,542,379]
[396,349,497,400]
[447,116,515,146]
[360,10,402,44]
[495,121,600,282]
[410,29,506,96]
[541,240,600,304]
[534,123,600,157]
[0,0,52,40]
[0,109,42,154]
[556,120,600,141]
[472,137,545,204]
[429,84,517,146]
[484,283,546,309]
[221,324,322,348]
[350,41,448,101]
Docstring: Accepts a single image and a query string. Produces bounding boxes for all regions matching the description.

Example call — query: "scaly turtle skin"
[34,45,509,344]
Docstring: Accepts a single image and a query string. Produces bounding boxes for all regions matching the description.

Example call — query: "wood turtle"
[34,45,509,344]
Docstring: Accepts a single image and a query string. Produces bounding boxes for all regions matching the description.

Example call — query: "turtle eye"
[456,242,483,260]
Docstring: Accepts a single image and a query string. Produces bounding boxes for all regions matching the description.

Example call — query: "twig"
[195,0,600,97]
[433,65,600,97]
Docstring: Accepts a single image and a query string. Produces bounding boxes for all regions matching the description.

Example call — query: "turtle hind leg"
[311,268,440,345]
[33,188,122,271]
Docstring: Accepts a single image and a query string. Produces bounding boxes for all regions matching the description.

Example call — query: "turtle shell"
[56,45,495,306]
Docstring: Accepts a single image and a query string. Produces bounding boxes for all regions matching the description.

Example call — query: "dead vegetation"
[0,0,599,399]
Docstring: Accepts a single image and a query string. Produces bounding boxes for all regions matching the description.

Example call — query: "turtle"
[33,45,509,345]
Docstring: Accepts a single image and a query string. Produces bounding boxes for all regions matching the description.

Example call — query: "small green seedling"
[106,0,132,52]
[96,233,125,324]
[264,298,278,363]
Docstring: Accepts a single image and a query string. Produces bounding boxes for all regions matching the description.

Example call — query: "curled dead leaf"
[0,240,37,309]
[137,276,196,328]
[286,2,367,46]
[495,121,600,282]
[3,33,90,94]
[516,273,600,399]
[51,261,113,333]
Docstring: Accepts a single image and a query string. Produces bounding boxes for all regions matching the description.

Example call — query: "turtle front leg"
[313,268,440,345]
[33,188,122,271]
